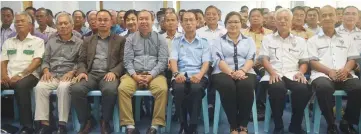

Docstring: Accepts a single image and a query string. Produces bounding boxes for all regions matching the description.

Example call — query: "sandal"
[238,127,248,134]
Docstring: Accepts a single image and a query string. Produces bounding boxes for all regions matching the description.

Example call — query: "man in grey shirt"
[118,10,169,134]
[33,12,82,134]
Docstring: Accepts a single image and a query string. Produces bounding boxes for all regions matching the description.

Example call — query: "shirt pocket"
[23,49,35,60]
[288,48,301,58]
[7,49,17,59]
[63,46,76,60]
[335,44,348,54]
[268,46,279,60]
[133,43,144,56]
[317,45,329,57]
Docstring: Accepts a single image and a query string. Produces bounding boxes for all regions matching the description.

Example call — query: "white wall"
[1,1,23,13]
[103,1,164,12]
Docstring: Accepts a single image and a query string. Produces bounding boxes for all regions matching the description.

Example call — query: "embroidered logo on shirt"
[23,50,34,55]
[339,39,344,45]
[354,35,361,40]
[7,49,17,55]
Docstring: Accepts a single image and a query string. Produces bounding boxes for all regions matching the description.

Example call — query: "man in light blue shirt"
[169,11,211,134]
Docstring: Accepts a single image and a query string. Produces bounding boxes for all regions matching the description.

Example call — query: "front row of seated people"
[1,6,361,134]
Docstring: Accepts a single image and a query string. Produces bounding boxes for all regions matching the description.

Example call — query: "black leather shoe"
[146,127,157,134]
[339,120,356,134]
[100,120,111,134]
[56,125,67,134]
[19,127,34,134]
[327,124,339,134]
[36,124,53,134]
[273,128,285,134]
[288,126,306,134]
[78,117,96,134]
[126,128,140,134]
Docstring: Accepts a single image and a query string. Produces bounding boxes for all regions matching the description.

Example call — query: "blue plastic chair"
[120,90,168,133]
[264,90,311,133]
[213,90,259,134]
[165,89,210,134]
[313,90,361,134]
[71,90,120,132]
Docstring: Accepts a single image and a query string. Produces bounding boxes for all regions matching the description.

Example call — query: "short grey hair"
[55,12,74,25]
[275,8,293,20]
[14,11,33,24]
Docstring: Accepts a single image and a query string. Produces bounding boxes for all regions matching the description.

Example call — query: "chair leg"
[313,98,321,134]
[113,101,120,133]
[335,96,342,121]
[264,95,271,133]
[31,90,36,116]
[71,107,80,132]
[213,91,221,134]
[304,103,310,133]
[135,96,141,122]
[202,90,209,134]
[13,96,19,121]
[166,94,173,133]
[252,91,259,134]
[121,126,126,133]
[93,97,100,123]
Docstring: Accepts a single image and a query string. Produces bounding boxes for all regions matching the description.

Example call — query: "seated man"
[118,10,169,134]
[259,8,312,134]
[70,10,126,134]
[33,12,83,134]
[1,12,45,134]
[170,11,210,134]
[308,5,361,134]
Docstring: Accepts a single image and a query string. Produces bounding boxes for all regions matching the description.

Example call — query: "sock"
[151,125,158,130]
[127,125,135,129]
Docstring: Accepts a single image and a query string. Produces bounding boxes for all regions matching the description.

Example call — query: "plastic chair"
[121,90,168,133]
[71,90,120,132]
[1,90,19,121]
[264,90,311,133]
[313,90,361,134]
[213,90,259,134]
[164,89,210,134]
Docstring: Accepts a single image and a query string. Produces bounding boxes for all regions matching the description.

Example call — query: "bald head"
[320,5,337,29]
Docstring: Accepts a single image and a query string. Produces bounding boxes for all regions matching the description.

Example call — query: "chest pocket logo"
[7,49,17,55]
[23,50,34,55]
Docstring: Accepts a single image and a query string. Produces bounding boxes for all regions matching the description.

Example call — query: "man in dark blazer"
[70,10,126,134]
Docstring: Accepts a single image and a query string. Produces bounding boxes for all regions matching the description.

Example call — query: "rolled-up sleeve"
[150,35,169,78]
[246,38,256,61]
[124,35,136,76]
[307,37,320,61]
[258,36,270,61]
[34,39,45,59]
[347,41,361,60]
[211,39,223,68]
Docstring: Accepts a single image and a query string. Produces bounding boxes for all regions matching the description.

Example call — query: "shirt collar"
[318,29,342,37]
[15,32,36,40]
[180,34,200,44]
[248,26,265,34]
[56,33,77,43]
[205,24,223,31]
[221,33,247,43]
[139,31,153,38]
[292,25,306,31]
[338,24,361,32]
[97,32,111,39]
[273,31,295,39]
[165,31,180,39]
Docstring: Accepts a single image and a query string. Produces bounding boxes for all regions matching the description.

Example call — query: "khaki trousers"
[118,74,168,126]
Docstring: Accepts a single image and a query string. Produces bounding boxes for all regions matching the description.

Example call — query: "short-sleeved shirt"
[242,27,273,54]
[291,27,314,40]
[1,33,45,78]
[1,26,15,48]
[307,30,360,82]
[196,25,227,46]
[211,34,256,75]
[36,25,57,38]
[335,24,361,54]
[258,32,309,81]
[170,35,211,77]
[91,35,110,73]
[304,24,322,35]
[161,31,182,54]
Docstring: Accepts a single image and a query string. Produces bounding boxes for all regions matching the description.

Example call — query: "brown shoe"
[77,117,96,134]
[126,128,140,134]
[100,120,111,134]
[146,127,157,134]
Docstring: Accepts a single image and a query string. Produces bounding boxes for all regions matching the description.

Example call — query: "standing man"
[83,10,98,38]
[162,12,182,53]
[46,9,55,28]
[118,10,169,134]
[291,6,314,40]
[34,12,83,134]
[117,10,126,31]
[1,7,14,47]
[197,6,227,44]
[70,10,126,134]
[305,8,322,35]
[1,12,45,134]
[308,5,361,134]
[259,8,312,134]
[109,10,124,34]
[72,10,90,35]
[170,11,211,134]
[264,11,277,32]
[336,8,344,27]
[241,6,249,15]
[35,8,57,38]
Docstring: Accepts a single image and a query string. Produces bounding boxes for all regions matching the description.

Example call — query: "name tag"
[23,50,34,55]
[7,49,17,55]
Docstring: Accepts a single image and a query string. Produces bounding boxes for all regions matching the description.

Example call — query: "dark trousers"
[263,77,312,130]
[172,77,207,125]
[312,77,361,125]
[212,73,256,129]
[1,74,39,128]
[70,72,119,125]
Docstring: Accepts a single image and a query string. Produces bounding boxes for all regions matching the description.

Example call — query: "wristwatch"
[17,73,24,78]
[172,72,180,77]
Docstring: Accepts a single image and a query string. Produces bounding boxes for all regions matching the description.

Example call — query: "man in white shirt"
[308,5,361,134]
[259,8,312,134]
[1,11,45,134]
[35,8,57,38]
[304,8,322,35]
[197,5,227,45]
